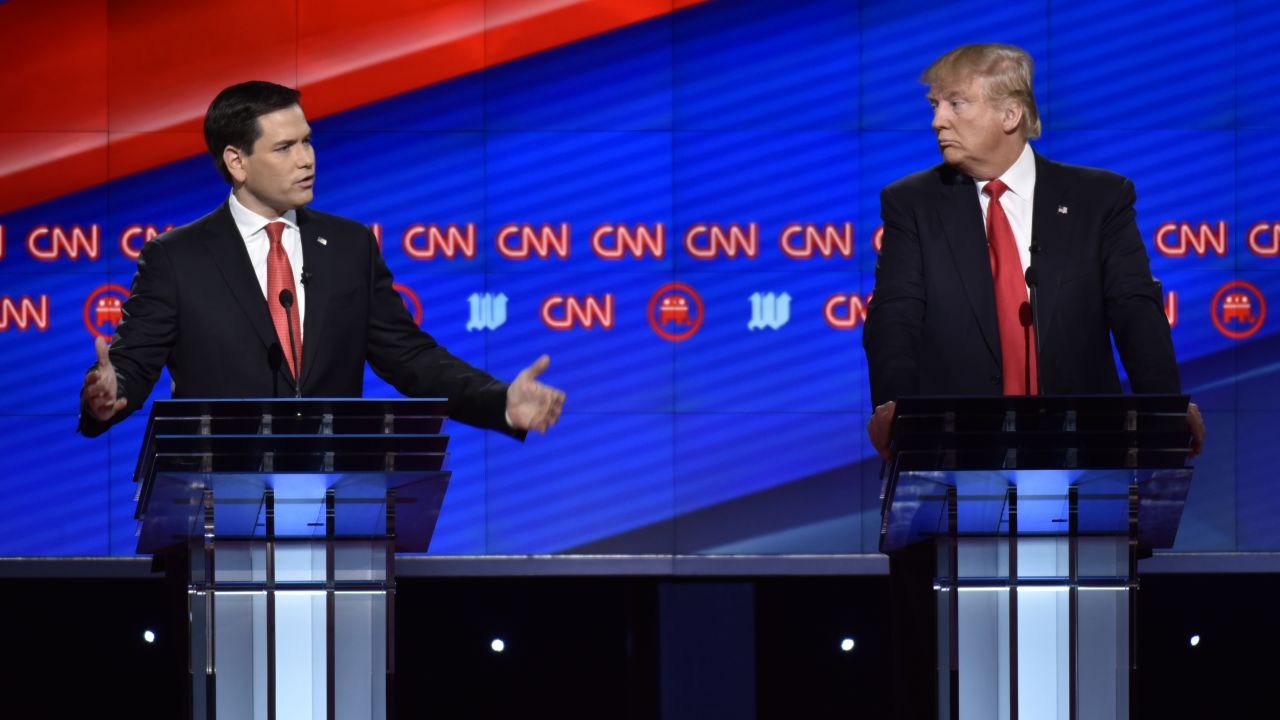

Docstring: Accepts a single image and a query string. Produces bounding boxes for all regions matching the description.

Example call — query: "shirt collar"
[228,192,299,241]
[975,142,1036,202]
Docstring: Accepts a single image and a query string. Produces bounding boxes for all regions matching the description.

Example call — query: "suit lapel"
[937,169,1001,367]
[1029,153,1073,344]
[298,208,332,388]
[203,202,293,386]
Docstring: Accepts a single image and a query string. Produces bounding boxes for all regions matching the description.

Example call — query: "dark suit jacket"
[79,201,517,437]
[864,152,1180,408]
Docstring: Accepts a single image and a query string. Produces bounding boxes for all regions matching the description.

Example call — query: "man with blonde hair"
[862,43,1202,718]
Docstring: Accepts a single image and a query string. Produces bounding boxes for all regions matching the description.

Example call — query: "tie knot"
[984,178,1008,202]
[265,221,286,247]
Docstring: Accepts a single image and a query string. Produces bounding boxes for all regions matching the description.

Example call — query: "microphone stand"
[1024,264,1043,396]
[278,289,302,399]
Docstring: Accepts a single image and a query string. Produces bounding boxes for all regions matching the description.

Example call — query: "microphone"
[1024,266,1043,396]
[277,289,302,399]
[300,268,312,286]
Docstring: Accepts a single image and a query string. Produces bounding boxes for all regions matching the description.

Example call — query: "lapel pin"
[1058,206,1069,215]
[317,236,328,246]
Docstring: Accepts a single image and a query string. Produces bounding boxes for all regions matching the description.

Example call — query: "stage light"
[143,630,156,644]
[491,638,506,653]
[840,637,855,652]
[1189,634,1200,647]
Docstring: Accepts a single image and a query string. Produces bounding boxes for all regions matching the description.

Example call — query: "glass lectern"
[133,398,451,720]
[881,395,1193,720]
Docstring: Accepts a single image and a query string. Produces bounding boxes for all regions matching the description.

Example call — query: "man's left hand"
[1186,401,1205,460]
[506,355,566,433]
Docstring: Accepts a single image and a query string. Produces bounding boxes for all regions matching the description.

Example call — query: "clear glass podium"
[133,399,452,720]
[880,395,1194,720]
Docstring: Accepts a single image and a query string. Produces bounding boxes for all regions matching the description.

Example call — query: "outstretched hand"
[506,355,566,433]
[83,337,127,422]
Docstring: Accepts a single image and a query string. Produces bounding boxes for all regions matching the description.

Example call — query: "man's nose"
[932,107,948,130]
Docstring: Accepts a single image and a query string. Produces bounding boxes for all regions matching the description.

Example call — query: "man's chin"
[939,147,965,166]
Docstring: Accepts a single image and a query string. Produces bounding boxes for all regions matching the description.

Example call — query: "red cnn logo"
[0,295,50,331]
[1248,222,1280,256]
[1211,281,1265,340]
[404,224,477,260]
[83,284,130,339]
[648,283,703,341]
[120,225,173,260]
[1154,222,1228,257]
[28,224,101,261]
[591,224,666,259]
[393,283,423,325]
[497,224,571,259]
[780,223,853,259]
[684,224,758,259]
[824,293,870,329]
[542,294,614,330]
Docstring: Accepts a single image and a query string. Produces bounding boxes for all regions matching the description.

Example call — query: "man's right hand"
[83,337,127,422]
[867,400,897,461]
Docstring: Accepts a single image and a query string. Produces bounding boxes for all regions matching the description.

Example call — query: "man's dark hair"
[203,81,302,184]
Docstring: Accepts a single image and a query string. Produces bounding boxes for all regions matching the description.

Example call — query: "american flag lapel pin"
[1058,206,1069,215]
[317,236,328,246]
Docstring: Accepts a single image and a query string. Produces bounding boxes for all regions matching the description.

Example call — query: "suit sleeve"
[361,229,524,439]
[78,239,179,437]
[863,186,926,409]
[1099,178,1181,394]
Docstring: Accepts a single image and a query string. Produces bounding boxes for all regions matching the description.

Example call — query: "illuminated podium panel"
[134,399,451,720]
[880,396,1194,720]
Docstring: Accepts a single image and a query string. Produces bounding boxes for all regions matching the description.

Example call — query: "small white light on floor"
[143,630,156,644]
[840,637,855,652]
[1189,634,1200,647]
[491,638,505,653]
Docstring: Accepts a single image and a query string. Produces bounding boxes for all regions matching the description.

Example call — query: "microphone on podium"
[278,289,302,399]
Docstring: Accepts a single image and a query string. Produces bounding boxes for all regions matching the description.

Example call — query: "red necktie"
[983,179,1038,395]
[265,221,302,380]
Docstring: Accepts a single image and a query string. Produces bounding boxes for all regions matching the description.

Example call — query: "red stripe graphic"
[0,0,707,215]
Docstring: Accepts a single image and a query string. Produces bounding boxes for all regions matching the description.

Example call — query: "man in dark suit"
[862,44,1203,718]
[79,80,564,436]
[78,80,566,718]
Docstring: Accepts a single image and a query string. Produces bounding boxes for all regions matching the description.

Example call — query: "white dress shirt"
[975,142,1037,296]
[228,192,306,338]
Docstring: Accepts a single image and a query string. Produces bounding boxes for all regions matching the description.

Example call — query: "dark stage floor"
[0,571,1274,718]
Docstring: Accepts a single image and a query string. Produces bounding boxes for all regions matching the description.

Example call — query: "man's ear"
[223,146,247,184]
[1002,102,1024,135]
